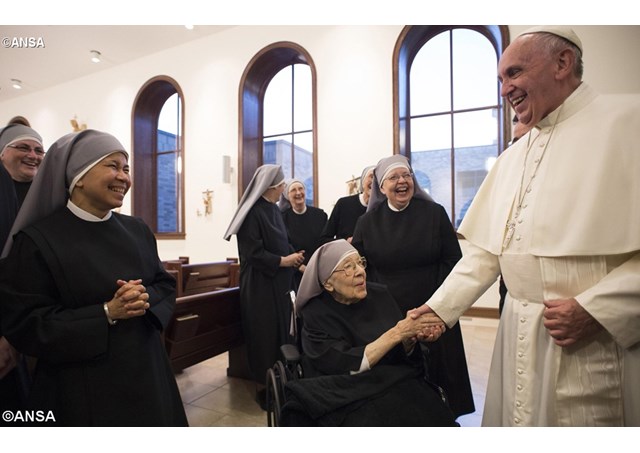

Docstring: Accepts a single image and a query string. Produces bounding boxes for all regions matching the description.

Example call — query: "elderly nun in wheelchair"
[279,239,458,427]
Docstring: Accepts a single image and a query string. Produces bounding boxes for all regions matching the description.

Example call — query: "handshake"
[396,305,446,350]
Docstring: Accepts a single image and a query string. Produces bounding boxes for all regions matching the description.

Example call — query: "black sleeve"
[320,201,341,243]
[0,233,108,364]
[301,302,366,375]
[350,214,366,256]
[135,218,176,331]
[237,207,282,277]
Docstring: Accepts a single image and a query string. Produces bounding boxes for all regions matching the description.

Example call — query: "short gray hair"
[531,32,584,79]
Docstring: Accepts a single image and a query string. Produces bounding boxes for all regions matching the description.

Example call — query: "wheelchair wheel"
[265,361,290,426]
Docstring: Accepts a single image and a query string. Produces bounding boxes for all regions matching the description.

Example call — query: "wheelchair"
[265,289,304,426]
[265,341,454,427]
[264,290,455,427]
[265,343,303,427]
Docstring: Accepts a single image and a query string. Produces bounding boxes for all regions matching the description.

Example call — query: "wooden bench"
[229,262,240,288]
[162,257,189,295]
[165,286,249,377]
[161,256,189,269]
[164,260,237,297]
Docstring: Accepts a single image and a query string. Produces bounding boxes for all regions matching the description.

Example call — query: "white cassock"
[426,83,640,426]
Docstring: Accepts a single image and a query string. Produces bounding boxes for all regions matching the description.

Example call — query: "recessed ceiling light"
[90,50,102,63]
[11,79,22,90]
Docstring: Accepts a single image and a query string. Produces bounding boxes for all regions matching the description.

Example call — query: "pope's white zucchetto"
[519,26,583,54]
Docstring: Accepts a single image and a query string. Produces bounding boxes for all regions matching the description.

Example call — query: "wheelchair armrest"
[280,343,301,364]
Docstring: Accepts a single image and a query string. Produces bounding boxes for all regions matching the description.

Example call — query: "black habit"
[281,205,327,286]
[0,163,19,249]
[351,198,475,417]
[237,197,296,384]
[320,194,366,242]
[0,208,187,426]
[280,283,457,427]
[281,206,327,265]
[0,164,24,418]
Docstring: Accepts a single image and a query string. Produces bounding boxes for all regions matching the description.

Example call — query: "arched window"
[239,42,317,204]
[132,76,185,237]
[394,26,509,228]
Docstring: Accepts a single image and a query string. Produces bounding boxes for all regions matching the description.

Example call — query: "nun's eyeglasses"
[6,143,45,156]
[386,172,413,183]
[333,257,367,277]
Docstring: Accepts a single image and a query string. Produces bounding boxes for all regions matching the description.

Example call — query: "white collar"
[67,200,112,222]
[387,200,410,212]
[292,205,307,215]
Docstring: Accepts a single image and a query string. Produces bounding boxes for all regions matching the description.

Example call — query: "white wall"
[2,25,638,308]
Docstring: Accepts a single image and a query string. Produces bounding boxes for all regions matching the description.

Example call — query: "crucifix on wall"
[202,189,213,216]
[346,175,359,195]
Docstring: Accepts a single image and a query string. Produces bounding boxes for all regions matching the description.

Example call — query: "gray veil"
[367,155,432,212]
[277,178,305,212]
[0,124,43,156]
[358,165,375,193]
[223,164,285,240]
[2,130,127,257]
[295,239,358,312]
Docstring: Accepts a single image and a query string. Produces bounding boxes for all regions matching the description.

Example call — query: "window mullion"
[449,30,457,228]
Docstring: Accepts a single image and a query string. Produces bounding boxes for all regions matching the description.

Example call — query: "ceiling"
[0,25,233,102]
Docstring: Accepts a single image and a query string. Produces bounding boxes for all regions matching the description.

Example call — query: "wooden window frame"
[131,75,186,239]
[238,42,318,204]
[392,26,510,228]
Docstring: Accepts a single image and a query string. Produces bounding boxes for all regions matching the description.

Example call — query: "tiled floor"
[175,316,499,427]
